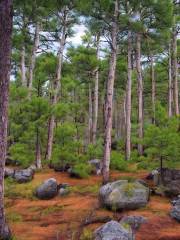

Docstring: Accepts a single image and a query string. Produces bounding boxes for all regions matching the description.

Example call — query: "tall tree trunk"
[45,14,67,161]
[172,24,179,115]
[135,33,143,156]
[102,0,118,184]
[150,55,155,124]
[168,43,173,117]
[27,22,40,96]
[92,35,100,144]
[125,31,132,160]
[88,83,93,144]
[20,45,26,86]
[0,0,12,238]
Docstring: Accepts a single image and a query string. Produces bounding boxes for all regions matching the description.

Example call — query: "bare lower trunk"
[168,43,173,117]
[92,35,100,144]
[125,31,132,160]
[27,22,40,96]
[150,55,155,124]
[20,45,26,87]
[136,33,143,156]
[172,26,179,115]
[0,0,12,238]
[88,84,93,144]
[35,127,42,169]
[46,11,67,161]
[102,0,118,184]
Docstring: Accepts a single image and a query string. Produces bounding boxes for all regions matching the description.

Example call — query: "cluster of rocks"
[170,195,180,222]
[94,216,147,240]
[99,180,150,211]
[35,178,70,200]
[51,159,102,177]
[5,165,36,183]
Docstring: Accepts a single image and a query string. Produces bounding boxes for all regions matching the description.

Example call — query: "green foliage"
[143,105,180,168]
[110,151,128,171]
[72,163,92,179]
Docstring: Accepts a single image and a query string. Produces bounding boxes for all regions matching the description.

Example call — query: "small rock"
[171,196,180,206]
[88,159,102,175]
[120,215,147,231]
[94,220,134,240]
[36,178,58,200]
[58,188,70,196]
[14,168,34,183]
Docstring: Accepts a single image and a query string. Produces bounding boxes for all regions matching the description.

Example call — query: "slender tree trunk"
[102,0,118,184]
[172,25,179,115]
[135,33,143,156]
[0,0,12,238]
[35,127,42,169]
[125,31,132,160]
[27,22,40,96]
[168,43,173,117]
[45,13,67,161]
[92,35,100,144]
[88,84,93,144]
[150,55,155,124]
[20,45,26,86]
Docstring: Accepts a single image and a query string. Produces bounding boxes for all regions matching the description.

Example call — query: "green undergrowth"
[5,177,40,200]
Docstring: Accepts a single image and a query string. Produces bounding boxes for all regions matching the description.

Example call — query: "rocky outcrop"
[150,168,180,197]
[94,220,134,240]
[99,180,149,211]
[5,166,34,183]
[36,178,58,200]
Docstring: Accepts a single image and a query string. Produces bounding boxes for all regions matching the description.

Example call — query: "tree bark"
[20,45,26,87]
[35,127,42,169]
[168,43,173,117]
[0,0,12,238]
[172,24,179,116]
[45,11,67,161]
[27,22,40,96]
[88,83,93,144]
[102,0,118,184]
[135,33,143,156]
[92,35,100,144]
[125,31,132,160]
[150,55,155,124]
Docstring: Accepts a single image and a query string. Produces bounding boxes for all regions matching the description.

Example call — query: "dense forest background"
[9,0,180,178]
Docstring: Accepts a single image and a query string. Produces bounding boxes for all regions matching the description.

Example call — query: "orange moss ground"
[5,169,180,240]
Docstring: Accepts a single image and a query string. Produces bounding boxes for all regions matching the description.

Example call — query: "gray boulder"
[88,159,102,175]
[99,180,149,210]
[120,215,147,231]
[14,168,34,183]
[164,180,180,197]
[170,204,180,222]
[36,178,58,200]
[4,167,15,178]
[94,220,134,240]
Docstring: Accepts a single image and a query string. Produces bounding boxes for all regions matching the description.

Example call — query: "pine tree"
[0,0,12,238]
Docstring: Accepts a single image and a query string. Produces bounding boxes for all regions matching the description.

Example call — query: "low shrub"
[71,163,92,178]
[110,151,128,171]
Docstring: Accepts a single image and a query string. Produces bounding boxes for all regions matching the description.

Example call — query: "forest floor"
[5,169,180,240]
